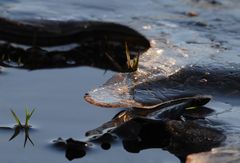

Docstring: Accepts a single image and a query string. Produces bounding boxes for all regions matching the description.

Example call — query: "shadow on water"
[0,17,150,72]
[0,125,35,147]
[52,98,226,162]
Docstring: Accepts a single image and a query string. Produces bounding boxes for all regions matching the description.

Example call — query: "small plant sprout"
[25,108,35,127]
[10,109,22,127]
[9,108,35,147]
[11,108,35,128]
[125,42,140,71]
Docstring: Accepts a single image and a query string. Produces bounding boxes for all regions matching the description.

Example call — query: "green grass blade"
[25,108,35,126]
[10,110,22,126]
[125,42,140,71]
[25,108,29,126]
[125,42,131,68]
[132,53,140,71]
[29,108,35,118]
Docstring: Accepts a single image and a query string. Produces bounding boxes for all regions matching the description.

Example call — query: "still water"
[0,0,240,162]
[0,67,177,162]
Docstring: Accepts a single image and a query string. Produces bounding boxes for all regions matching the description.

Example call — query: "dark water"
[0,0,240,162]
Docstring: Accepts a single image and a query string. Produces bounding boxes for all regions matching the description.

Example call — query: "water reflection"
[0,17,150,72]
[53,99,226,162]
[53,138,89,160]
[9,125,34,147]
[0,125,34,147]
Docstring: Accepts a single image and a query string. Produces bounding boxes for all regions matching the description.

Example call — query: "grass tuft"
[10,108,35,147]
[125,42,139,71]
